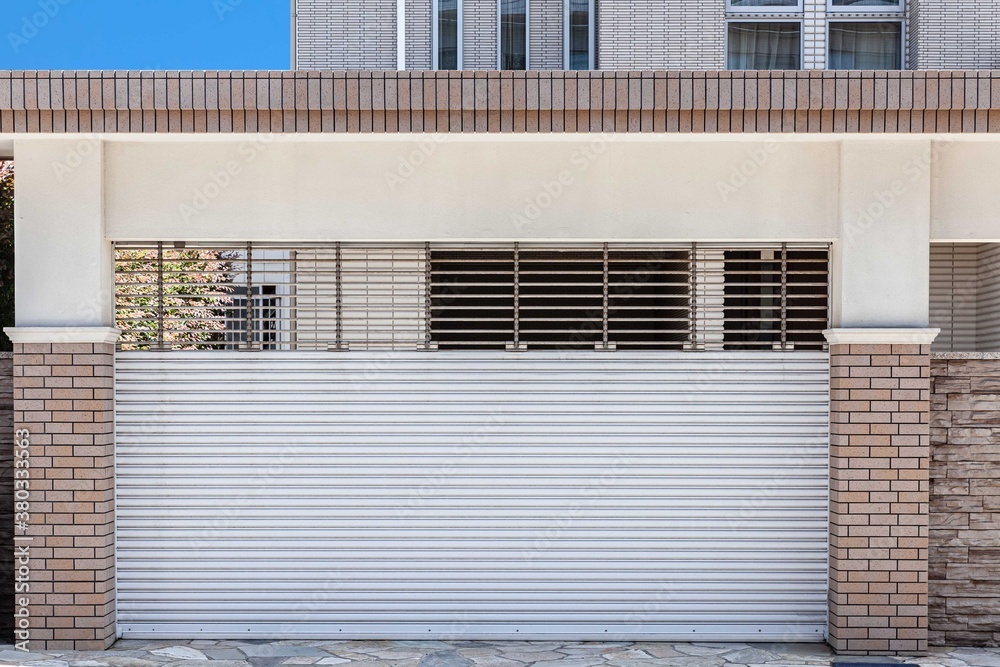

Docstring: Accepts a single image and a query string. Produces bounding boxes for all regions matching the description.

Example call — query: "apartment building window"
[434,0,462,69]
[565,0,594,70]
[829,0,902,9]
[728,0,802,10]
[499,0,528,69]
[728,22,801,69]
[828,21,902,69]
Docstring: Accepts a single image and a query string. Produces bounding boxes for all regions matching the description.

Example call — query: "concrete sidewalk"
[0,640,998,667]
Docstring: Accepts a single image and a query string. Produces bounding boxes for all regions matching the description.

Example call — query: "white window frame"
[826,18,906,70]
[497,0,530,70]
[827,0,904,13]
[563,0,595,70]
[432,0,464,70]
[726,0,804,14]
[724,19,805,71]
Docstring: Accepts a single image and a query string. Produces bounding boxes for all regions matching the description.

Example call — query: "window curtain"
[727,23,801,70]
[437,0,459,69]
[729,0,798,6]
[832,0,901,7]
[828,22,902,69]
[568,0,590,70]
[500,0,527,69]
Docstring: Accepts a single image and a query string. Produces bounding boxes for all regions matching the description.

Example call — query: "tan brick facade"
[929,355,1000,647]
[0,352,13,638]
[829,343,932,655]
[12,342,116,651]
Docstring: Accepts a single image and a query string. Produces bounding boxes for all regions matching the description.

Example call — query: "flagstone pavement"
[1,640,1000,667]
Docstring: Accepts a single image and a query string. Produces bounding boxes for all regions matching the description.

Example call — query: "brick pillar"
[9,330,118,651]
[826,329,938,655]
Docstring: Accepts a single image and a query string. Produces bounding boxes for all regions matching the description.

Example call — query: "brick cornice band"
[5,328,121,345]
[1,70,999,134]
[825,329,941,345]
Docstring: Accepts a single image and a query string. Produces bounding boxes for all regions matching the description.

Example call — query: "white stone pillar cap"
[823,328,940,345]
[4,327,121,344]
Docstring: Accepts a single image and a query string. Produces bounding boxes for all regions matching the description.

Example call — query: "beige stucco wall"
[8,133,1000,330]
[101,135,841,243]
[932,142,1000,242]
[13,138,114,328]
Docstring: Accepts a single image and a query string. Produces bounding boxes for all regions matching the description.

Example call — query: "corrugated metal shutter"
[930,244,979,352]
[929,243,1000,352]
[977,245,1000,351]
[115,351,829,641]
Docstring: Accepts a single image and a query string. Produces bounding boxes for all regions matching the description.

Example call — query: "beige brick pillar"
[826,329,938,655]
[7,328,119,651]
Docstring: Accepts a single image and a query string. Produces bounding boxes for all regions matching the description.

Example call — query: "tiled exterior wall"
[0,353,13,641]
[13,343,116,651]
[598,0,724,70]
[295,0,397,70]
[803,0,827,70]
[929,356,1000,647]
[293,0,1000,71]
[530,0,564,70]
[829,344,931,655]
[909,0,1000,70]
[0,70,998,134]
[295,0,1000,70]
[407,0,433,69]
[907,0,922,71]
[463,0,497,69]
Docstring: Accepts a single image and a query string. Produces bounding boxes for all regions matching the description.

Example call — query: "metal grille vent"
[114,242,829,352]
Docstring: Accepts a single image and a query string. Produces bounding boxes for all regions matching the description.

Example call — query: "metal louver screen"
[431,247,690,350]
[929,242,1000,352]
[115,242,829,352]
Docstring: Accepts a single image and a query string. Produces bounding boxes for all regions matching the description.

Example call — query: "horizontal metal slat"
[116,350,829,640]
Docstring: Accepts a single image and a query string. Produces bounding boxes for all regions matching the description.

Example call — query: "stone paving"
[0,641,1000,667]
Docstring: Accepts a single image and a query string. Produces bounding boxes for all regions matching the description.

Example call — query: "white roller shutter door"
[115,351,829,641]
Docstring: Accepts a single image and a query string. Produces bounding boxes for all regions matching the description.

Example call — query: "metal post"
[335,242,345,350]
[780,243,788,351]
[289,250,298,351]
[245,242,254,350]
[825,243,832,351]
[422,241,436,350]
[687,242,699,351]
[396,0,406,70]
[507,242,525,351]
[597,242,615,351]
[157,241,165,350]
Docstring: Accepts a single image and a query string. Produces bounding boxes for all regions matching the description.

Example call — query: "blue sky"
[0,0,290,70]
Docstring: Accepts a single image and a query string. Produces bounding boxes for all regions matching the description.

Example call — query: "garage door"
[115,350,829,641]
